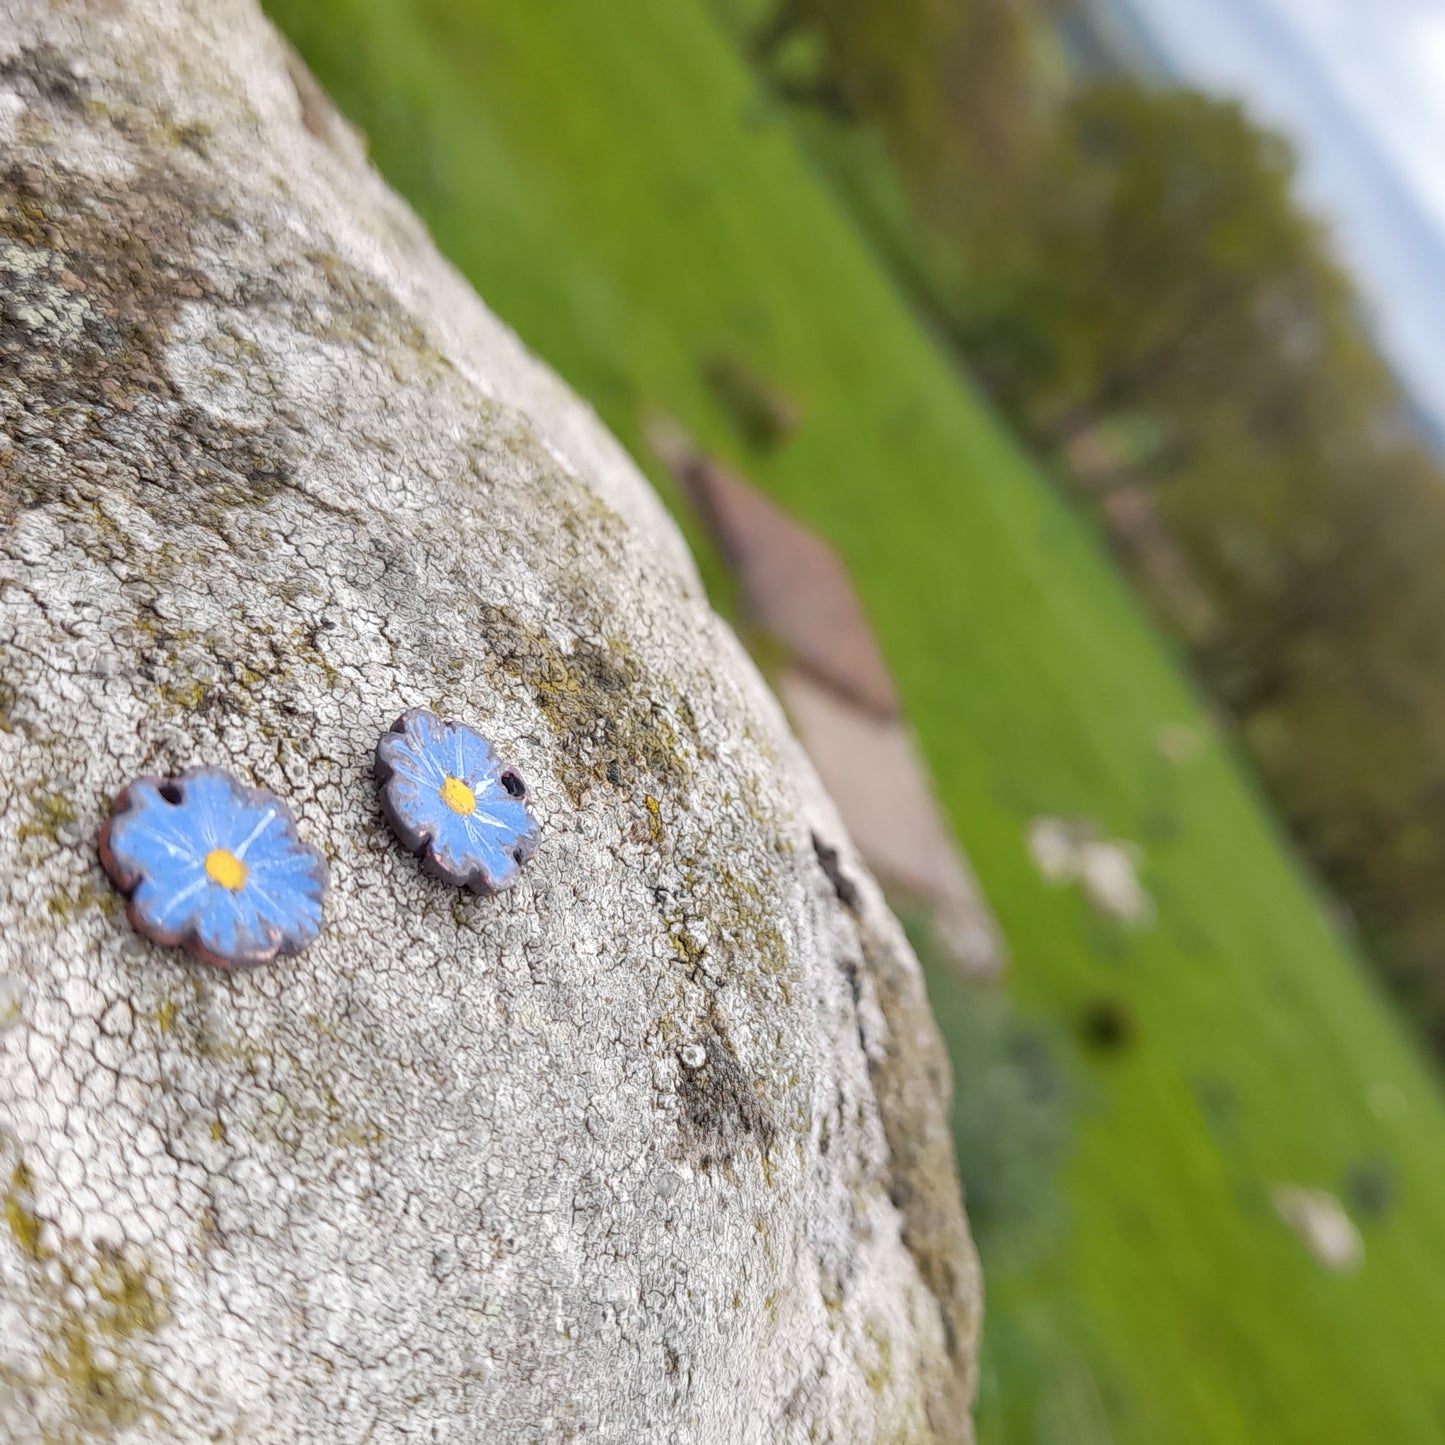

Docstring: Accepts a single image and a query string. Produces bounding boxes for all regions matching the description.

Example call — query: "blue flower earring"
[374,709,539,893]
[100,767,329,968]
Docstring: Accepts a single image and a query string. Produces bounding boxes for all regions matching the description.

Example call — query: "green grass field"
[266,2,1445,1439]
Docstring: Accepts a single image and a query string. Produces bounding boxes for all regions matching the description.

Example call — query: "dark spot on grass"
[1344,1159,1396,1221]
[700,350,797,452]
[1078,996,1137,1054]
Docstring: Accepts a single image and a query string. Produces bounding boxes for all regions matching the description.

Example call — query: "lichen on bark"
[0,4,982,1440]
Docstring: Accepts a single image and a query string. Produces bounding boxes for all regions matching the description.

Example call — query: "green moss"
[16,786,77,846]
[47,880,120,922]
[862,1317,895,1395]
[4,1154,167,1427]
[477,602,697,805]
[163,118,214,156]
[158,677,209,711]
[643,794,665,847]
[667,929,706,970]
[306,247,456,374]
[703,861,789,979]
[91,1250,168,1339]
[333,1120,384,1149]
[759,1150,779,1190]
[47,1321,148,1433]
[44,1254,165,1436]
[5,1163,45,1261]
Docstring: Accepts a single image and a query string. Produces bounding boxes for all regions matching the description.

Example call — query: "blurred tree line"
[746,0,1445,1049]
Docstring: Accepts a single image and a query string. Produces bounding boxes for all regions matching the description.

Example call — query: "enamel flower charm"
[375,708,539,893]
[99,767,329,968]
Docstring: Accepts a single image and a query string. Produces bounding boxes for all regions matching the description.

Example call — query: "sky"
[1116,0,1445,441]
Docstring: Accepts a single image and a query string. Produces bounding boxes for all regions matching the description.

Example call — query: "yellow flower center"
[205,848,249,892]
[439,776,477,816]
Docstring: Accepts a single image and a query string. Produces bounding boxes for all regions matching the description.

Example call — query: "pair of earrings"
[97,708,539,969]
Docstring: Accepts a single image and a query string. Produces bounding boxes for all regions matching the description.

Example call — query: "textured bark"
[0,3,981,1440]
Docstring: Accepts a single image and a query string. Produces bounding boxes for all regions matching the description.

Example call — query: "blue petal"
[388,776,455,845]
[110,813,203,884]
[472,834,521,889]
[131,867,209,935]
[452,727,498,787]
[221,798,287,861]
[107,784,208,881]
[192,890,244,961]
[452,797,537,887]
[247,843,324,884]
[179,771,245,850]
[379,730,443,790]
[249,855,325,917]
[231,885,285,950]
[429,808,482,879]
[387,765,441,815]
[470,796,536,843]
[407,710,451,762]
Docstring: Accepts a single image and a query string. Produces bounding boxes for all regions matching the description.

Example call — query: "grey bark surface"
[0,2,982,1440]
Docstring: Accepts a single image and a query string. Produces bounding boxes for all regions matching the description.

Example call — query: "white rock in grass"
[1077,840,1153,927]
[1027,820,1153,926]
[1273,1187,1364,1272]
[1026,816,1085,884]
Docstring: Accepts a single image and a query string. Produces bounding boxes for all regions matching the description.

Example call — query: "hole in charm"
[159,781,183,805]
[501,771,526,799]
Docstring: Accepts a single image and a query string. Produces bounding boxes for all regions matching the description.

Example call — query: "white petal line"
[387,736,435,773]
[233,808,278,861]
[152,874,209,919]
[387,755,431,786]
[136,833,204,864]
[132,812,207,859]
[246,847,318,876]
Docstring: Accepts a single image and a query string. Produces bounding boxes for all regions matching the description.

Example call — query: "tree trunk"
[0,3,981,1440]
